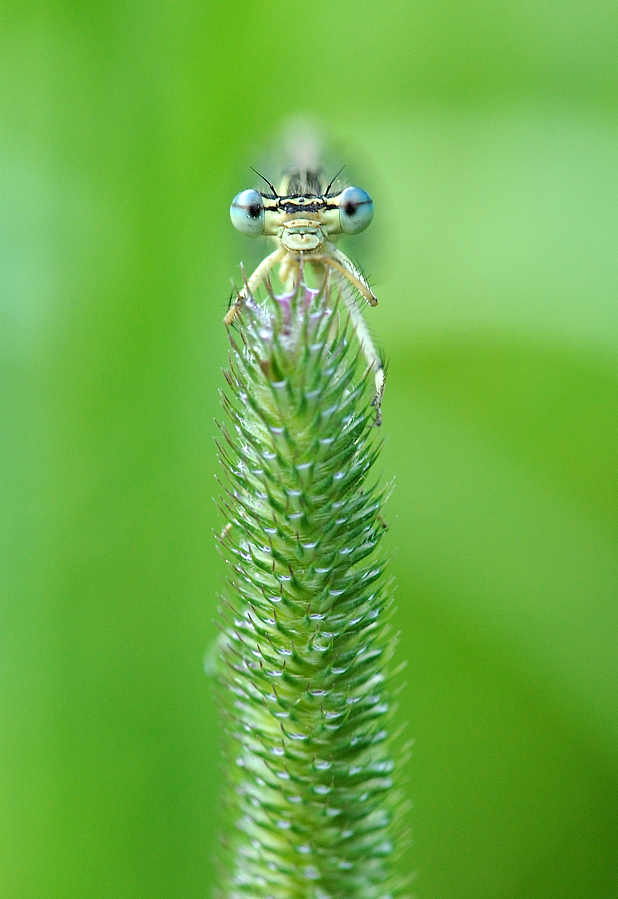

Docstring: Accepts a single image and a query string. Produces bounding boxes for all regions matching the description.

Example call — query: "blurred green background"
[2,1,617,897]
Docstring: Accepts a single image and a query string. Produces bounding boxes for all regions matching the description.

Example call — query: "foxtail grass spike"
[214,277,405,899]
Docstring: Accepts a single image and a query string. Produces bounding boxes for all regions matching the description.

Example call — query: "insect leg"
[224,246,287,325]
[331,271,385,426]
[318,243,378,307]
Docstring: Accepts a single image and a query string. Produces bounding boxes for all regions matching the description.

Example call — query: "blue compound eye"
[230,189,265,236]
[339,186,374,234]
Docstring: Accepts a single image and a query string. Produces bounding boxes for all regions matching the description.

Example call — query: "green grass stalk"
[214,276,405,899]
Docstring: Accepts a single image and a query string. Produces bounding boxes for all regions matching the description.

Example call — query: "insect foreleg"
[319,243,378,307]
[332,272,385,426]
[224,246,287,325]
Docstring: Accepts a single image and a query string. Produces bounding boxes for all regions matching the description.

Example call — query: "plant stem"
[215,277,404,899]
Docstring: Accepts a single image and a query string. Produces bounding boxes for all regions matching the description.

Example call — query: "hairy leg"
[332,271,385,425]
[224,246,287,325]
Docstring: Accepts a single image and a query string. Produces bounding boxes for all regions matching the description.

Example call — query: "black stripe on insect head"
[279,201,324,214]
[277,198,340,214]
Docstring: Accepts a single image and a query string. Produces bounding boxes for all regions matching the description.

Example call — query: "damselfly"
[226,160,385,424]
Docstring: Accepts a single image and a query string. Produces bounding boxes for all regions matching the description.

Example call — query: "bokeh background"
[2,1,617,897]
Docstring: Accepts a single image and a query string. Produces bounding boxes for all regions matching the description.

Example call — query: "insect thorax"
[278,169,326,197]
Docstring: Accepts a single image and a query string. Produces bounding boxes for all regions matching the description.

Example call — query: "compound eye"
[230,189,265,236]
[339,186,374,234]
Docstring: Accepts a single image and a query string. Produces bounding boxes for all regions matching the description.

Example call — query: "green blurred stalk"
[214,277,404,899]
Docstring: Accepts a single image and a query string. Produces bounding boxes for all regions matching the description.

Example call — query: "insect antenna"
[324,164,346,197]
[250,166,278,198]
